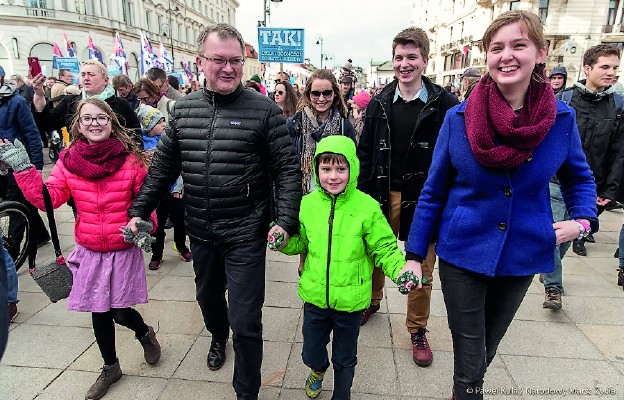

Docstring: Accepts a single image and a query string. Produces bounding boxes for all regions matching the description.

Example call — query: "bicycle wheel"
[0,201,31,271]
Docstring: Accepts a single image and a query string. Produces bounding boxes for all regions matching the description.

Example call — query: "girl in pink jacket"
[0,98,160,400]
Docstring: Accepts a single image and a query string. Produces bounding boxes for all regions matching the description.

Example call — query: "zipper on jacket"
[96,180,106,252]
[376,97,393,207]
[325,196,337,308]
[206,103,217,226]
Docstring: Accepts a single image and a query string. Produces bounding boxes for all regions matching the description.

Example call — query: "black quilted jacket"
[128,85,302,244]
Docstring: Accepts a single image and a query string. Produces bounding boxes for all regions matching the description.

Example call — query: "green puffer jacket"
[282,135,406,312]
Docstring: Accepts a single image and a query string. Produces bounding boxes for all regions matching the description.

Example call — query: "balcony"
[26,8,56,18]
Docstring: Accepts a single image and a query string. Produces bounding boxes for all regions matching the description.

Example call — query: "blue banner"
[55,57,81,74]
[258,28,304,64]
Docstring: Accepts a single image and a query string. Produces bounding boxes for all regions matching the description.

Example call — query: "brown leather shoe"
[543,289,562,310]
[411,328,433,367]
[207,338,227,371]
[138,325,161,365]
[85,361,122,400]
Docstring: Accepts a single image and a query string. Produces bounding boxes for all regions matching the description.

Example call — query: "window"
[29,0,48,7]
[158,15,163,30]
[510,1,520,10]
[607,0,619,26]
[30,43,53,75]
[146,11,152,32]
[122,0,133,25]
[85,0,95,15]
[61,0,68,10]
[444,54,453,71]
[539,0,549,23]
[187,26,191,44]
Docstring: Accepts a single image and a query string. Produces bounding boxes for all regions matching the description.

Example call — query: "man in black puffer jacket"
[127,24,301,400]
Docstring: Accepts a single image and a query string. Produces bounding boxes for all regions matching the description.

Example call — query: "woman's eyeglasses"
[79,115,111,126]
[310,90,334,99]
[275,90,285,95]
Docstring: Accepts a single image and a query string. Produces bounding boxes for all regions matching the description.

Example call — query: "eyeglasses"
[137,95,154,103]
[310,90,334,99]
[275,90,285,95]
[79,115,111,126]
[199,55,245,67]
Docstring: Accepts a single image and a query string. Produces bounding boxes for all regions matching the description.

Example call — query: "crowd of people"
[0,9,623,400]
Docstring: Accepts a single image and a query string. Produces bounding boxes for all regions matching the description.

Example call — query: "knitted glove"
[0,140,33,172]
[267,221,285,250]
[122,220,155,253]
[396,271,429,295]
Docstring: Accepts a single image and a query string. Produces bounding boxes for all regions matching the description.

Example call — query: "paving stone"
[69,331,196,379]
[513,292,573,323]
[1,325,94,369]
[9,292,50,324]
[0,365,62,400]
[263,306,301,342]
[148,275,197,301]
[265,281,302,309]
[25,299,92,328]
[16,269,43,293]
[561,296,624,325]
[36,369,168,400]
[351,346,398,395]
[168,261,195,277]
[499,320,604,359]
[134,299,204,335]
[562,274,624,298]
[502,355,623,400]
[584,257,622,277]
[577,324,624,362]
[159,379,280,399]
[358,307,393,348]
[266,249,296,263]
[266,260,300,283]
[146,273,165,291]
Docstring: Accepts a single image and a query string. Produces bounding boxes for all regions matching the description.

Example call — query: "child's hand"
[267,224,290,251]
[397,260,424,293]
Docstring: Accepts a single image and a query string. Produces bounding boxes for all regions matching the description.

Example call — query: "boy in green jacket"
[278,135,422,399]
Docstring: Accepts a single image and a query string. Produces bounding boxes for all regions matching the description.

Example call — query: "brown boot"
[138,325,161,365]
[85,361,122,400]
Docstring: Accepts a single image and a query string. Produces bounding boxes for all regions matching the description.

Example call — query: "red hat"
[352,91,371,110]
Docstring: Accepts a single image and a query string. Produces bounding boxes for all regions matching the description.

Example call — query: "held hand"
[31,73,46,96]
[597,197,611,206]
[172,192,183,199]
[267,224,290,251]
[397,260,424,292]
[553,220,583,244]
[126,217,143,235]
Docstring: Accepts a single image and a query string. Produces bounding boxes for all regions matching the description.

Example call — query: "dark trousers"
[152,193,187,260]
[439,259,533,400]
[0,171,49,258]
[302,302,361,400]
[92,308,149,365]
[190,238,266,400]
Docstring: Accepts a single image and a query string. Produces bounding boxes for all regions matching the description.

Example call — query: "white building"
[0,0,238,82]
[413,0,624,87]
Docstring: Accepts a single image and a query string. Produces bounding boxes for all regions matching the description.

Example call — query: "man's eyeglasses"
[275,90,285,95]
[199,55,245,67]
[310,90,334,99]
[79,115,111,126]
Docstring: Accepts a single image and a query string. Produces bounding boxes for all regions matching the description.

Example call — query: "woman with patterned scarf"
[403,11,598,400]
[287,69,356,194]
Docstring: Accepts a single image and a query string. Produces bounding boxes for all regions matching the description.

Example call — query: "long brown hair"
[275,81,298,118]
[297,69,348,118]
[69,98,149,166]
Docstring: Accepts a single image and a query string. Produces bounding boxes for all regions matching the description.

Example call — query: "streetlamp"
[163,0,179,69]
[316,34,323,69]
[259,0,283,27]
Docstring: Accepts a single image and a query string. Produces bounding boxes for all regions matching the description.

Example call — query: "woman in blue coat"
[404,11,598,400]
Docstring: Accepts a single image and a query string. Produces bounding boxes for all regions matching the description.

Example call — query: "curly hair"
[297,69,348,118]
[69,98,149,166]
[583,44,621,68]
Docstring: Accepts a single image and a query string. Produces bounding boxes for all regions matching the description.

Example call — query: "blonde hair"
[69,98,149,166]
[81,59,108,79]
[297,69,348,118]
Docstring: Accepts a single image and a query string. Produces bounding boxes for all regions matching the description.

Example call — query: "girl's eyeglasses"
[275,90,285,95]
[79,115,111,126]
[310,90,334,99]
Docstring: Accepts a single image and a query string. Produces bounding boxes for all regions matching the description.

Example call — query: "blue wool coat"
[0,93,44,169]
[405,100,598,277]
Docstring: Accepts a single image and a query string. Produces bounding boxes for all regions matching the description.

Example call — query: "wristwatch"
[575,219,591,240]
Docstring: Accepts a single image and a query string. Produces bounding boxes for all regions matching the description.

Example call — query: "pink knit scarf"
[465,69,557,170]
[61,138,128,179]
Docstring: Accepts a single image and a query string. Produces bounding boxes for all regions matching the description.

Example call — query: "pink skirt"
[66,243,148,312]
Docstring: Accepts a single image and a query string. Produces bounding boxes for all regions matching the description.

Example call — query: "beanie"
[352,91,371,110]
[549,66,567,79]
[136,105,165,133]
[250,74,261,83]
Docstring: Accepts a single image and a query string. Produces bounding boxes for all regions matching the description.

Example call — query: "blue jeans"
[544,182,570,293]
[302,302,361,400]
[1,237,17,304]
[439,260,533,400]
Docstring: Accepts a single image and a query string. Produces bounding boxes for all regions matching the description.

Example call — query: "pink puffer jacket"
[16,154,156,252]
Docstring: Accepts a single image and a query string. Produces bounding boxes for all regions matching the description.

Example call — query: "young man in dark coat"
[357,27,458,367]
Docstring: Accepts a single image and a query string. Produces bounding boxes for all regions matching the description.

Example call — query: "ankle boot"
[138,326,161,365]
[85,360,122,400]
[617,268,624,289]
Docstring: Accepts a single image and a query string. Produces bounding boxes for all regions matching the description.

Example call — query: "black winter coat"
[128,84,302,245]
[557,84,624,201]
[357,77,458,240]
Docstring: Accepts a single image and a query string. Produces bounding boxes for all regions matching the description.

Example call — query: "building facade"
[0,0,238,82]
[413,0,624,87]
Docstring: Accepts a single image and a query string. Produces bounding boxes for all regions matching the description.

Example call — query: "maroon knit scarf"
[465,69,557,170]
[61,138,128,179]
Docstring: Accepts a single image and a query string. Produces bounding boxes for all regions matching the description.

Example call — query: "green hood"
[313,135,359,198]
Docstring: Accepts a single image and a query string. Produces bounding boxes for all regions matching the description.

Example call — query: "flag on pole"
[139,31,156,76]
[63,34,77,58]
[111,32,129,75]
[88,35,105,65]
[181,56,193,82]
[158,41,173,73]
[52,42,64,69]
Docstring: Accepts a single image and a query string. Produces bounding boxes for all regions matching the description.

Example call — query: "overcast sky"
[234,0,414,69]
